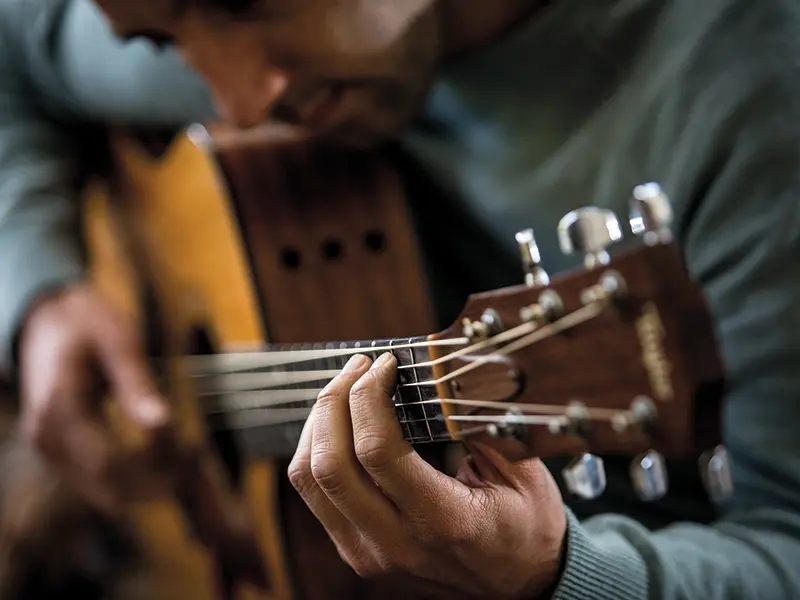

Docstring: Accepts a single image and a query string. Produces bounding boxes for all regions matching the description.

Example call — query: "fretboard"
[198,336,449,460]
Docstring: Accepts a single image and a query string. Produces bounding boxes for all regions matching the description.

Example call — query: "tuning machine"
[550,402,606,500]
[486,407,529,446]
[562,453,607,500]
[699,445,734,503]
[462,308,504,342]
[515,228,550,287]
[630,450,669,501]
[629,182,674,244]
[558,207,623,268]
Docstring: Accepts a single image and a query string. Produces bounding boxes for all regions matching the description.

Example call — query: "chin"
[319,126,388,150]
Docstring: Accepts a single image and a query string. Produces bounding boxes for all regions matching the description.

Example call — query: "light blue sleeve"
[0,0,215,377]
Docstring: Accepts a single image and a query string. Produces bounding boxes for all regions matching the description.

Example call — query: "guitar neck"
[193,336,450,460]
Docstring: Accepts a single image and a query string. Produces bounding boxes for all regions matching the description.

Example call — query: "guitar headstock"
[430,183,730,503]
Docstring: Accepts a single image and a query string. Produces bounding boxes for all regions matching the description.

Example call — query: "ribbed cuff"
[550,508,649,600]
[0,233,85,379]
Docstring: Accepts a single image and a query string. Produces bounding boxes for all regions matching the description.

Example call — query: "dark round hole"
[280,247,302,270]
[322,239,344,261]
[363,230,387,253]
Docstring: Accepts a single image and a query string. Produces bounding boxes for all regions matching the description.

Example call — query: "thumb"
[465,442,548,492]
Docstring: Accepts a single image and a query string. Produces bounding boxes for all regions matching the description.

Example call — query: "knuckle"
[394,547,426,575]
[315,379,344,408]
[309,451,346,493]
[354,431,391,472]
[349,371,378,401]
[349,553,384,579]
[286,457,315,496]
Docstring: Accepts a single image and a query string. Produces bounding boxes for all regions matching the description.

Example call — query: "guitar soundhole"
[363,229,387,253]
[280,247,302,270]
[321,239,344,261]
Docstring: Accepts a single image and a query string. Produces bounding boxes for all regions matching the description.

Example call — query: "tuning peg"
[515,229,550,287]
[630,450,668,501]
[562,453,606,499]
[699,445,734,503]
[629,182,674,245]
[557,207,623,268]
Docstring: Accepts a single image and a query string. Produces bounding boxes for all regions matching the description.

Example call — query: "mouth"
[274,81,364,131]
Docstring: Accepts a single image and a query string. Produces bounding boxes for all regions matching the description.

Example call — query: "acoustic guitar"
[0,123,729,600]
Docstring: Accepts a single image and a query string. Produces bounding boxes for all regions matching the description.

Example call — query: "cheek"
[178,37,283,127]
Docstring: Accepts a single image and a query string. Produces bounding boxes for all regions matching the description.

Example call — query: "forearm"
[0,12,87,379]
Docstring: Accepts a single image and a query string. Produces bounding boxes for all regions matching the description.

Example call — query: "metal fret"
[208,335,449,461]
[407,340,433,440]
[388,339,415,442]
[406,341,449,440]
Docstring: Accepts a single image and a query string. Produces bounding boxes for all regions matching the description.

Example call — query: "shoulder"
[626,0,800,242]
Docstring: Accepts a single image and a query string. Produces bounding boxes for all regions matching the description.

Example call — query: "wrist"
[512,505,568,600]
[13,282,87,371]
[531,531,568,600]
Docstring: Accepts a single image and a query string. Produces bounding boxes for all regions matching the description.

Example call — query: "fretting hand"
[288,352,568,600]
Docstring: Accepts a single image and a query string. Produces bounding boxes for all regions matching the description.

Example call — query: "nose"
[211,69,290,129]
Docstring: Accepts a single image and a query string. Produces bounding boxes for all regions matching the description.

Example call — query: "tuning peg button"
[699,445,734,503]
[515,229,550,287]
[558,207,623,268]
[630,183,674,245]
[562,453,606,499]
[630,450,668,502]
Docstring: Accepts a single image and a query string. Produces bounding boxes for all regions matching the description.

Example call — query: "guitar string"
[204,394,621,420]
[185,314,546,375]
[399,303,603,387]
[185,318,536,379]
[183,336,471,374]
[193,302,604,394]
[201,303,616,431]
[206,400,629,432]
[192,302,611,445]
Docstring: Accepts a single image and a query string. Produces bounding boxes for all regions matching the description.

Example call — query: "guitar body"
[0,119,727,600]
[85,124,437,600]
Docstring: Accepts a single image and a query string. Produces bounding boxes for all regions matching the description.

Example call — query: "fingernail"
[342,354,369,373]
[372,352,394,369]
[135,396,169,425]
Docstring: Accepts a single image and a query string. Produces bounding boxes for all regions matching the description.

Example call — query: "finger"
[22,346,122,512]
[310,354,401,536]
[349,353,467,514]
[92,315,171,432]
[470,442,552,494]
[288,405,362,551]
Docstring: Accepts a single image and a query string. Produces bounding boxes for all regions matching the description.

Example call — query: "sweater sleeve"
[551,23,800,600]
[0,4,87,378]
[0,0,215,379]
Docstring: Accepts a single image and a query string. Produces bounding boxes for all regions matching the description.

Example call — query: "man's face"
[95,0,442,145]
